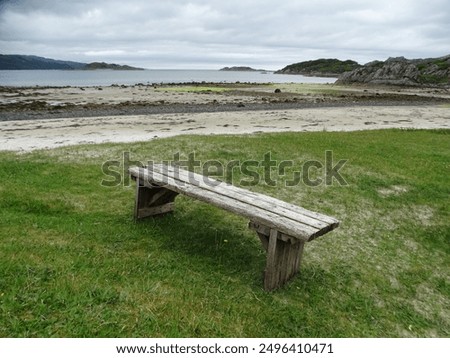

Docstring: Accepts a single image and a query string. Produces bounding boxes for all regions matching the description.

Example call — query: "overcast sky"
[0,0,449,70]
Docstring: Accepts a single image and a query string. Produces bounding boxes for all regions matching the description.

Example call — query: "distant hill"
[275,59,361,77]
[0,55,86,70]
[336,55,450,86]
[0,54,144,70]
[220,66,265,72]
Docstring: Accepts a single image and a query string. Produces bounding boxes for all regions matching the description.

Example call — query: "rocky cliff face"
[336,55,450,86]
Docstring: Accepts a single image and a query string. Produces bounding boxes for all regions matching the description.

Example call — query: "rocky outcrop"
[336,55,450,86]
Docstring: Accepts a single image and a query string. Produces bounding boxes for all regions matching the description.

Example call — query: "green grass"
[418,74,449,85]
[432,59,450,71]
[0,129,449,337]
[155,85,233,93]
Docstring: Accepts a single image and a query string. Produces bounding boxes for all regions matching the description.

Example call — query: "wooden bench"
[129,164,339,291]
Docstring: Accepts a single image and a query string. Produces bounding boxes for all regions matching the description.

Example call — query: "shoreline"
[2,105,449,152]
[1,83,449,152]
[1,82,449,122]
[2,100,445,122]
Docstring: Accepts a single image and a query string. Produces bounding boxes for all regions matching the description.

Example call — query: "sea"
[0,69,336,87]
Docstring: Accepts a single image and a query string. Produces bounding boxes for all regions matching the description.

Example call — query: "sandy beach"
[1,83,449,151]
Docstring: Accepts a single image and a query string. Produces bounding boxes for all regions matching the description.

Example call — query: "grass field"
[0,129,448,337]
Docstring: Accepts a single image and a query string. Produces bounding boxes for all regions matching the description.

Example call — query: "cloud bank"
[0,0,449,69]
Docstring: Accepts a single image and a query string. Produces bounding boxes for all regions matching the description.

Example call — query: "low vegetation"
[0,130,448,337]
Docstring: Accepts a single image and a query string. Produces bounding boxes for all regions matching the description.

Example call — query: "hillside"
[0,55,86,70]
[275,58,361,77]
[336,55,450,86]
[0,55,144,70]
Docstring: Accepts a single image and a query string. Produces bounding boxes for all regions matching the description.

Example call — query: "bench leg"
[264,229,305,291]
[134,179,179,219]
[249,222,305,291]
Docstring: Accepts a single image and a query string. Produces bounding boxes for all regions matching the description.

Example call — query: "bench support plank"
[250,221,305,291]
[135,180,179,219]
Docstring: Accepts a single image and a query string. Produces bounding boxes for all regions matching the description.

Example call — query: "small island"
[220,66,266,72]
[83,62,144,71]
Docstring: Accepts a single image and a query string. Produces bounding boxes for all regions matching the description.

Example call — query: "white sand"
[1,105,449,151]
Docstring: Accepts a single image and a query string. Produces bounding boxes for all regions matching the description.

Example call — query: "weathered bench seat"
[129,164,339,291]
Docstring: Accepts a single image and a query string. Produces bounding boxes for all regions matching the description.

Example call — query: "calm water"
[0,69,336,87]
